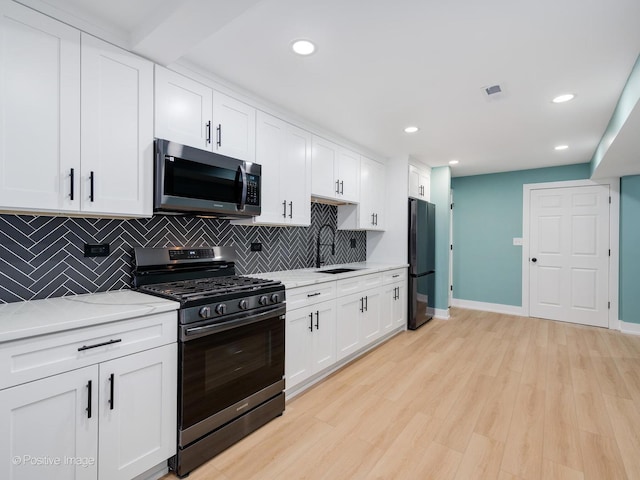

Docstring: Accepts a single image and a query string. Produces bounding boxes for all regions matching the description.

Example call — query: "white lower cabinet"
[336,287,381,360]
[0,316,177,480]
[286,299,336,391]
[381,281,407,334]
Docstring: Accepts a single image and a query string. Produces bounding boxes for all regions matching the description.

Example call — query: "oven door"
[178,304,285,447]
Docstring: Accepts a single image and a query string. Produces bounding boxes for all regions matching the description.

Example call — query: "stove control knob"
[199,306,211,318]
[259,295,269,306]
[270,293,280,304]
[239,299,249,310]
[214,304,227,315]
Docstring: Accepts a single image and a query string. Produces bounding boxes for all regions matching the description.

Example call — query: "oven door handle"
[182,305,286,340]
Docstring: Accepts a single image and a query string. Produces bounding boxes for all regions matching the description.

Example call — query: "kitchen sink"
[315,267,361,274]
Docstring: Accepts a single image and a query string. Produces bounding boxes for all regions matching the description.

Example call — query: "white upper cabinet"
[408,164,430,200]
[311,136,360,203]
[212,91,256,161]
[154,66,213,151]
[337,156,385,231]
[0,3,153,218]
[81,34,153,217]
[0,1,80,212]
[233,111,311,226]
[155,66,256,161]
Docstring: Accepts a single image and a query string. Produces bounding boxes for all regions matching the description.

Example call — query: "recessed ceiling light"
[291,39,316,56]
[404,126,419,134]
[555,145,569,150]
[552,94,575,103]
[449,160,459,165]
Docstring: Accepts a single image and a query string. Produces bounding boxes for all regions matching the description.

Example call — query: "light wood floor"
[162,308,640,480]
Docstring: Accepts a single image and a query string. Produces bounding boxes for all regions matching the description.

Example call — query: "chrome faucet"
[316,224,336,268]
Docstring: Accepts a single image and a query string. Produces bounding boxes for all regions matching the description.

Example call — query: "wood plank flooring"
[161,308,640,480]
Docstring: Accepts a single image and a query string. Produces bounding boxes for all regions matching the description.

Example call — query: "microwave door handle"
[236,165,248,211]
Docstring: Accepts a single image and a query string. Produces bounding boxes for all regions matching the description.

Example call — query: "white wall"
[367,156,409,264]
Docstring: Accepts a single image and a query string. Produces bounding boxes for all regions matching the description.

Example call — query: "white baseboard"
[620,321,640,336]
[434,308,449,320]
[451,298,524,316]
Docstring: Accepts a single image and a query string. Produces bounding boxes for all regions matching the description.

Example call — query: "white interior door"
[529,185,610,327]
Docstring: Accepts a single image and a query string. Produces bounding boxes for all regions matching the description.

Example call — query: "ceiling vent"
[485,84,502,96]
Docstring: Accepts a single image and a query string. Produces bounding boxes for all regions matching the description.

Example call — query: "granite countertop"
[0,290,179,343]
[248,262,409,289]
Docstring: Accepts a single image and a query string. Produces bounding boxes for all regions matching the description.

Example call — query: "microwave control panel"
[246,174,260,206]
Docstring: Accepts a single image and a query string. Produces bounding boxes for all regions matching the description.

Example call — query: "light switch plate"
[513,237,523,246]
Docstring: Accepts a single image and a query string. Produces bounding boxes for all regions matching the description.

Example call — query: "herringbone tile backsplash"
[0,203,366,303]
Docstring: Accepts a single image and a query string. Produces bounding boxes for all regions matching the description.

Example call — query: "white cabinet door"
[283,123,311,225]
[361,288,381,343]
[393,282,407,328]
[336,292,363,360]
[212,91,255,162]
[381,282,407,334]
[285,307,314,390]
[80,34,153,217]
[337,148,360,203]
[311,136,338,199]
[408,165,430,200]
[0,366,98,480]
[310,300,336,372]
[253,112,286,224]
[155,66,213,151]
[0,2,80,213]
[98,344,177,480]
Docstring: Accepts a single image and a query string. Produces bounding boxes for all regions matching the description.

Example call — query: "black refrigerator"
[408,198,436,330]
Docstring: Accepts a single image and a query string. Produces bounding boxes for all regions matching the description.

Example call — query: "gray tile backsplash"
[0,203,366,303]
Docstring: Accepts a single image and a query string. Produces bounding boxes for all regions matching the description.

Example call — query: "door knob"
[531,258,537,263]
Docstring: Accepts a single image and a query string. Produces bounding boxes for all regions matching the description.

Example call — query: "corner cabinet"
[0,312,178,480]
[0,2,153,217]
[337,156,386,231]
[155,66,256,161]
[311,136,360,203]
[233,112,311,226]
[408,164,431,200]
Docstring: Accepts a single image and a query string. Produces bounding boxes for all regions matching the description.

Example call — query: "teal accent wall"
[620,175,640,324]
[451,163,591,306]
[430,167,451,311]
[591,54,640,176]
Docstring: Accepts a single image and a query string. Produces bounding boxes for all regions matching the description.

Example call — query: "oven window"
[180,314,284,430]
[165,157,239,204]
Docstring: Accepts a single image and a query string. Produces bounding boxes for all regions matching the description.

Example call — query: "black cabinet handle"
[531,258,538,263]
[206,121,212,144]
[86,380,92,418]
[335,179,340,194]
[282,200,287,218]
[359,297,364,312]
[307,292,321,298]
[340,181,344,195]
[216,124,222,147]
[69,168,74,200]
[392,274,400,278]
[89,171,94,202]
[374,213,378,225]
[108,373,115,410]
[315,311,319,329]
[364,296,368,311]
[289,201,293,218]
[309,312,313,332]
[78,338,122,352]
[371,213,375,225]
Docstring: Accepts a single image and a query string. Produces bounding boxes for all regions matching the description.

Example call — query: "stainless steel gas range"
[132,246,285,478]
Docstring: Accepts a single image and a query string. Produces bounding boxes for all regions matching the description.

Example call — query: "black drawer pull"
[86,380,92,418]
[315,311,319,329]
[78,338,122,352]
[309,312,313,332]
[108,373,115,410]
[392,274,400,278]
[307,292,322,298]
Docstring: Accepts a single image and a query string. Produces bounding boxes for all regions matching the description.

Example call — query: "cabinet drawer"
[0,312,177,390]
[382,268,407,285]
[286,282,337,311]
[336,273,382,297]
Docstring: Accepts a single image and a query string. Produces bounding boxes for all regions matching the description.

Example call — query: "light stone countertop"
[0,290,179,343]
[248,262,409,289]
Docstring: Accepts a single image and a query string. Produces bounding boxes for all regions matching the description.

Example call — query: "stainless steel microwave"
[154,139,261,217]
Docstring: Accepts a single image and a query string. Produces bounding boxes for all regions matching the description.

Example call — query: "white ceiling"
[23,0,640,177]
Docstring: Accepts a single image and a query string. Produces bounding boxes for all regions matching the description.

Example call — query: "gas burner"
[140,276,281,302]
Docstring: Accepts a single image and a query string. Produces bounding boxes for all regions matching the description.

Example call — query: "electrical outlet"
[84,243,110,257]
[350,238,356,248]
[251,242,263,252]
